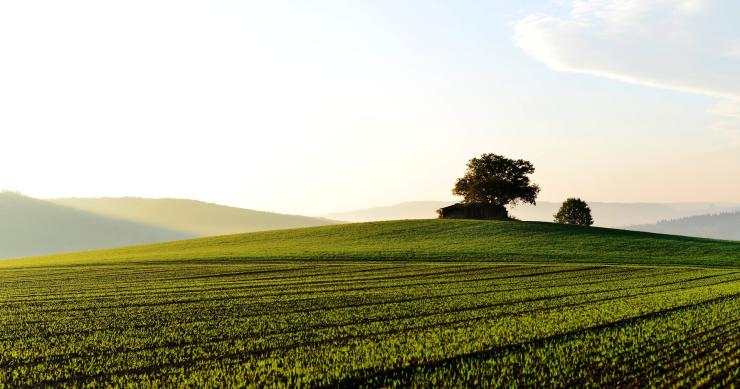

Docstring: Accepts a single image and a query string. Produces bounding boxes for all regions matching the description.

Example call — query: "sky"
[1,0,739,216]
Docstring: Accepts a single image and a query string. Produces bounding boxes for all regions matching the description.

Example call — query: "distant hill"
[327,200,740,227]
[324,201,453,222]
[627,212,740,241]
[50,197,339,236]
[0,192,192,259]
[511,202,740,228]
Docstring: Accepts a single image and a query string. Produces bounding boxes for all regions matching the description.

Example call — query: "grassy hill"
[3,218,740,386]
[0,192,192,259]
[50,197,339,236]
[9,219,740,267]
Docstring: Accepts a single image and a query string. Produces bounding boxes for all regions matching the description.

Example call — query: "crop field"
[2,259,740,387]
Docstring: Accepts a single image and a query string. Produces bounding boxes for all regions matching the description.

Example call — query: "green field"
[10,220,740,268]
[2,220,740,387]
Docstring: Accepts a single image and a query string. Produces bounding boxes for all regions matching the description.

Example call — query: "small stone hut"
[436,203,509,220]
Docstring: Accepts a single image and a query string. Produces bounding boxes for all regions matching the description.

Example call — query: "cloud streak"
[513,0,740,134]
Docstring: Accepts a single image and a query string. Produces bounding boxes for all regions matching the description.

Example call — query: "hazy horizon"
[6,190,740,219]
[5,191,739,259]
[3,1,740,215]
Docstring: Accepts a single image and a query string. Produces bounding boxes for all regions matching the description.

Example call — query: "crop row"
[1,261,739,387]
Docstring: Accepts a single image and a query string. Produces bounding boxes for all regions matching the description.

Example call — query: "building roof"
[437,203,463,211]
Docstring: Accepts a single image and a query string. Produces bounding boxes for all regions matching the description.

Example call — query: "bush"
[554,198,594,226]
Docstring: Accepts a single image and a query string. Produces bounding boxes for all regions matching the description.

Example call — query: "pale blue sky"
[1,1,738,215]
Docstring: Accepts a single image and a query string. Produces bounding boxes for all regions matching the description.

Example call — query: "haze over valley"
[4,192,740,259]
[0,192,336,259]
[325,200,740,228]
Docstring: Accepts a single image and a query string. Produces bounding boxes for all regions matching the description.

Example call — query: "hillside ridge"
[0,192,192,259]
[50,196,339,236]
[8,219,740,268]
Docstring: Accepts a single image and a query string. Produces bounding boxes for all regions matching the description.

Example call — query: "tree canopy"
[554,198,594,226]
[452,153,540,207]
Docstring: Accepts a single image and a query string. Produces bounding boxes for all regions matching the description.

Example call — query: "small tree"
[453,153,540,208]
[554,198,594,226]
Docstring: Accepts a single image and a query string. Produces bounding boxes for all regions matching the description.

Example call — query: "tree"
[453,153,541,207]
[554,198,594,226]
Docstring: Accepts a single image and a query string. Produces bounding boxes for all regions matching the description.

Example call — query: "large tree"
[554,198,594,226]
[453,153,540,207]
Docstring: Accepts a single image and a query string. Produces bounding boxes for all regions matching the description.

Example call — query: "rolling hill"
[50,197,338,236]
[326,201,740,227]
[10,219,740,268]
[628,212,740,241]
[0,193,339,259]
[4,219,740,386]
[0,192,192,259]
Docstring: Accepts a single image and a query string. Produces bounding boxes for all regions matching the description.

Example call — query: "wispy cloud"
[513,0,740,134]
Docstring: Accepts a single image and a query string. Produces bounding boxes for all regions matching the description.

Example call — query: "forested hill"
[628,212,740,241]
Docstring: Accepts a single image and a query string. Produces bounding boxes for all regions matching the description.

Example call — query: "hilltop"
[0,192,192,258]
[10,219,740,268]
[51,197,338,236]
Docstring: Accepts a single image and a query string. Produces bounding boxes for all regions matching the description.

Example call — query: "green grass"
[1,261,739,387]
[7,219,740,268]
[3,219,740,387]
